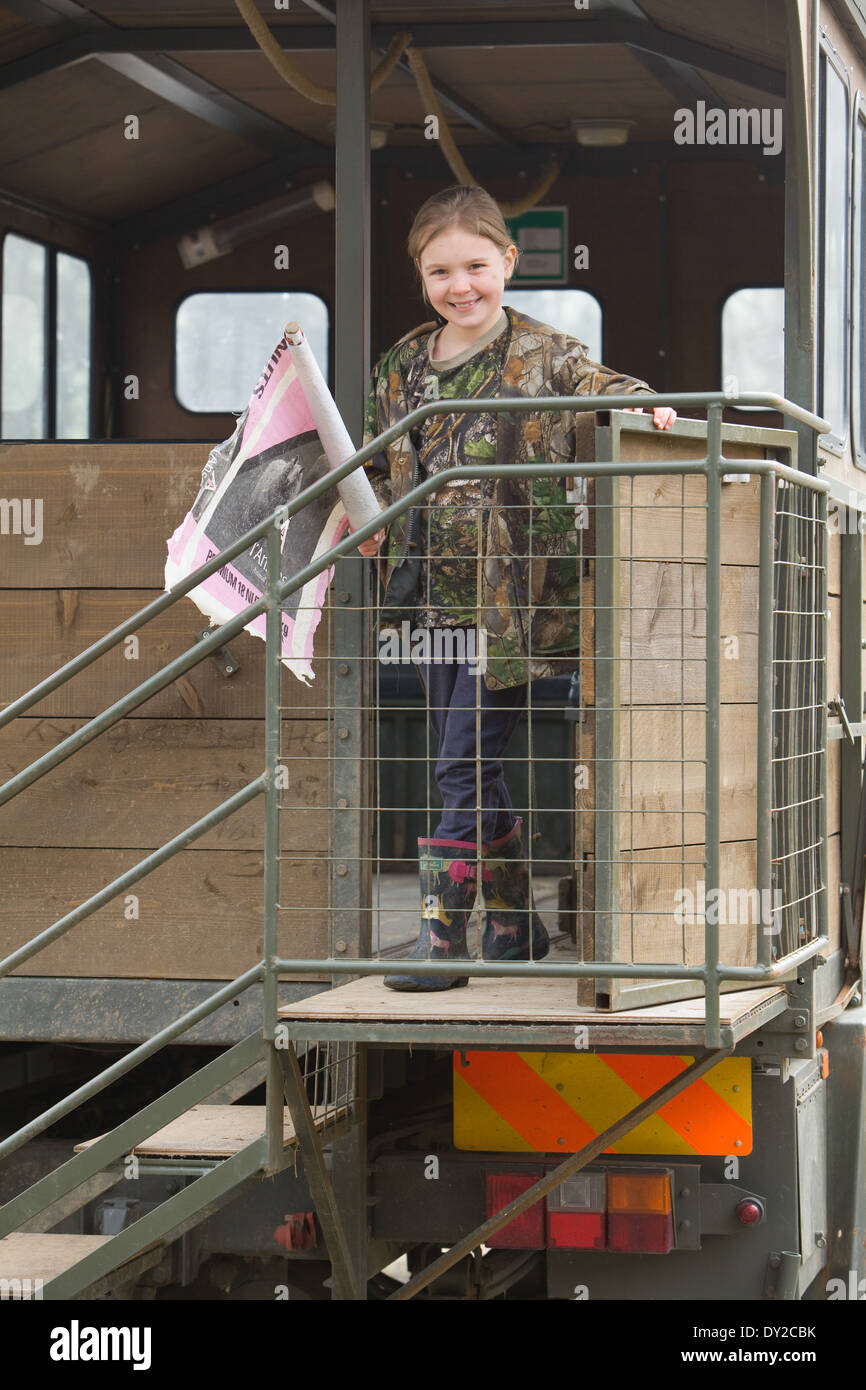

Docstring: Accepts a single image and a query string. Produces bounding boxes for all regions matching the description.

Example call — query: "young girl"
[357,184,675,992]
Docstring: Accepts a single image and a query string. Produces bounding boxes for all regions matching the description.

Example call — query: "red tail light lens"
[607,1213,674,1253]
[548,1173,606,1249]
[485,1173,545,1249]
[482,1165,676,1253]
[606,1170,674,1253]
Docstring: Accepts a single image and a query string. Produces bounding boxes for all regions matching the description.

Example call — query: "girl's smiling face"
[417,227,517,343]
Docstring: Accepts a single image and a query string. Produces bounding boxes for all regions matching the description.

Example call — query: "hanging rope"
[232,0,561,214]
[232,0,412,103]
[404,44,563,217]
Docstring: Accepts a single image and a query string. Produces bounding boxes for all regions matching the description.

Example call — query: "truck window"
[816,46,850,449]
[56,252,92,439]
[174,291,329,414]
[1,233,91,441]
[503,289,602,361]
[720,286,784,410]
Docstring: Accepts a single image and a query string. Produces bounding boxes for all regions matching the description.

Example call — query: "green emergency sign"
[505,207,569,284]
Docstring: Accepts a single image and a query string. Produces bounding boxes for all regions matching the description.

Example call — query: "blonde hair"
[408,185,518,307]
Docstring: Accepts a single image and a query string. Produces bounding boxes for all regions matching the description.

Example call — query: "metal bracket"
[828,694,855,745]
[763,1249,801,1300]
[755,967,816,1058]
[700,1183,767,1235]
[840,884,861,971]
[195,628,240,678]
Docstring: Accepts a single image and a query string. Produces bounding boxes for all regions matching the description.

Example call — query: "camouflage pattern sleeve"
[361,354,394,510]
[544,342,655,470]
[557,345,655,400]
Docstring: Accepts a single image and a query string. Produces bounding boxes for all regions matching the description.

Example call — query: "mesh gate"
[270,414,828,1014]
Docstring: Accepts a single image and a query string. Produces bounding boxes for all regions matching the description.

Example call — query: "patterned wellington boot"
[384,836,479,992]
[481,817,551,962]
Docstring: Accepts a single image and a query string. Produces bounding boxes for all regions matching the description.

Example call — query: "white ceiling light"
[572,119,635,147]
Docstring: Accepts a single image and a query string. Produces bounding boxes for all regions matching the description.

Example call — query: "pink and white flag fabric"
[165,332,350,684]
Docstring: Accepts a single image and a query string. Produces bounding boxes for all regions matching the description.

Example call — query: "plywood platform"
[74,1105,296,1160]
[0,1234,112,1284]
[0,1233,164,1298]
[74,1103,341,1161]
[277,978,787,1049]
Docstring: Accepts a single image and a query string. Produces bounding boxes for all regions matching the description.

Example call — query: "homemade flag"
[164,323,380,684]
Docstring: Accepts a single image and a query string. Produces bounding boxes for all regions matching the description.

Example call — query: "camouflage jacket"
[367,311,507,632]
[362,305,654,690]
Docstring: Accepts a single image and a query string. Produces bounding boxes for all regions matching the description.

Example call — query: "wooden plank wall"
[575,422,837,1005]
[0,444,331,980]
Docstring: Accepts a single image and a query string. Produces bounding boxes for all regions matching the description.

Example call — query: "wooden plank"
[0,849,328,979]
[74,1100,343,1159]
[612,466,763,567]
[828,595,841,700]
[0,443,206,588]
[617,838,758,968]
[618,560,759,706]
[1,590,332,718]
[277,976,784,1025]
[76,1106,296,1160]
[577,704,757,852]
[0,1234,112,1283]
[0,718,329,850]
[826,832,841,956]
[827,738,841,838]
[827,526,840,597]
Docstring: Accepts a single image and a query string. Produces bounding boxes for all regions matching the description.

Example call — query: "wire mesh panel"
[293,1038,357,1140]
[771,478,827,956]
[266,409,827,1022]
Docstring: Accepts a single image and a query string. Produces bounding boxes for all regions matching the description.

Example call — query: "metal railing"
[0,392,830,1248]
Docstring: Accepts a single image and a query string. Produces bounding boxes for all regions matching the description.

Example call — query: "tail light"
[484,1165,676,1253]
[485,1173,545,1249]
[547,1173,606,1249]
[607,1170,674,1253]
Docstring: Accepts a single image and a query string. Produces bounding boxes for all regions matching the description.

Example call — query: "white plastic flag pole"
[285,321,382,533]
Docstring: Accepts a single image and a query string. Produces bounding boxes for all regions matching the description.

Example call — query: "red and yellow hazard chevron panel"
[453,1052,752,1156]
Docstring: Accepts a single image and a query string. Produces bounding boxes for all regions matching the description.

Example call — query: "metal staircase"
[0,391,832,1301]
[0,435,380,1301]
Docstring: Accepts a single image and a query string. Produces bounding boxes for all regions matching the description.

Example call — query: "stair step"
[75,1105,300,1160]
[0,1233,114,1286]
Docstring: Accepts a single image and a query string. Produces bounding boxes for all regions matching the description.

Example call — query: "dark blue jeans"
[415,636,527,845]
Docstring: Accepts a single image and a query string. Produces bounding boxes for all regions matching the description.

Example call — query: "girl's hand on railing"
[355,528,385,557]
[624,405,677,430]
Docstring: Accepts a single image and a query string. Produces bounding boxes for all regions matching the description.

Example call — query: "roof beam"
[96,53,326,158]
[376,22,785,97]
[297,0,513,146]
[0,21,786,99]
[0,0,101,28]
[589,0,721,106]
[0,0,328,159]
